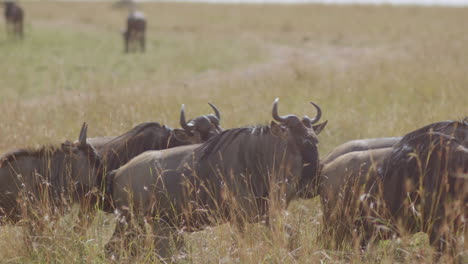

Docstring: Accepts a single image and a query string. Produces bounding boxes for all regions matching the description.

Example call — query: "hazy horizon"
[128,0,468,6]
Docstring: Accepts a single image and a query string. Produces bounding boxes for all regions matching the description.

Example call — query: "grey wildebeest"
[3,0,23,38]
[321,136,401,165]
[104,98,327,259]
[76,103,223,227]
[320,119,468,255]
[0,123,101,231]
[123,9,146,53]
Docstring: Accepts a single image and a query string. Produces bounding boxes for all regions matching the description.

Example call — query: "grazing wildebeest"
[321,137,401,164]
[380,131,468,255]
[76,103,223,227]
[319,119,468,255]
[3,1,23,38]
[320,147,392,244]
[0,123,101,226]
[105,98,327,259]
[123,9,146,53]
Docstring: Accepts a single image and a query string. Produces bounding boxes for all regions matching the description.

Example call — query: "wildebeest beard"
[296,137,320,198]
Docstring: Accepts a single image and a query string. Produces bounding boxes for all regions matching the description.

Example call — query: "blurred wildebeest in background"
[76,103,222,228]
[320,119,468,256]
[104,98,327,259]
[0,123,101,231]
[3,0,23,38]
[123,9,146,53]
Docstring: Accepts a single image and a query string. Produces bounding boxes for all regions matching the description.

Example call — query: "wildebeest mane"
[0,146,58,167]
[97,122,173,170]
[196,124,272,161]
[393,120,468,149]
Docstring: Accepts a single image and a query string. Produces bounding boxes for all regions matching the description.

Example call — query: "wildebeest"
[93,103,222,174]
[0,123,101,226]
[319,119,468,255]
[320,147,392,241]
[123,9,146,53]
[105,98,327,259]
[76,103,223,226]
[380,131,467,255]
[3,0,23,38]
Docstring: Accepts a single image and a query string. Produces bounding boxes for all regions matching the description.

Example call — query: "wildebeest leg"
[105,210,143,258]
[124,32,129,53]
[5,22,12,36]
[74,202,97,233]
[139,32,145,52]
[18,21,23,39]
[151,218,184,261]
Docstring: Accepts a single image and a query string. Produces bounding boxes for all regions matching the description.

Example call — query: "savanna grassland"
[0,1,467,263]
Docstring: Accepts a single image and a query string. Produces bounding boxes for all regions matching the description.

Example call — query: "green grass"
[0,2,466,263]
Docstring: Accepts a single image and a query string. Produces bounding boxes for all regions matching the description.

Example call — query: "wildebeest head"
[270,98,327,198]
[174,103,223,143]
[60,123,102,191]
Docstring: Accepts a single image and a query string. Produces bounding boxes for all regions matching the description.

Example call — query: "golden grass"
[0,1,467,263]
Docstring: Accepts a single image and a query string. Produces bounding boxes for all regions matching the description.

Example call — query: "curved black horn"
[307,101,322,125]
[272,98,288,123]
[79,122,88,146]
[179,104,192,131]
[208,102,221,122]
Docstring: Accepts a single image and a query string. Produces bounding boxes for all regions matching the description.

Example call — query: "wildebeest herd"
[1,1,467,262]
[0,96,466,260]
[3,0,145,53]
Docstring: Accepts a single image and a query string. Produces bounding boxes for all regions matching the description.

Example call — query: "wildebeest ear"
[78,122,88,146]
[312,120,328,135]
[271,121,287,137]
[173,129,190,142]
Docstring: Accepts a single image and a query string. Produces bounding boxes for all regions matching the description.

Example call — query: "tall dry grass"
[0,1,467,263]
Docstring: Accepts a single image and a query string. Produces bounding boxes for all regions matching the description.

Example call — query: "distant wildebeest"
[3,1,23,38]
[104,98,327,259]
[75,103,223,227]
[0,123,101,228]
[123,9,146,53]
[320,119,468,255]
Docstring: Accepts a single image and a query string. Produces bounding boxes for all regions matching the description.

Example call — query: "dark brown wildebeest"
[76,103,223,227]
[320,119,468,255]
[0,123,101,227]
[104,98,327,259]
[123,9,146,53]
[379,131,467,255]
[3,1,23,38]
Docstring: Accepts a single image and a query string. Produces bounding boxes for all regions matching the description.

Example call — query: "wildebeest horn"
[306,101,322,125]
[79,122,88,146]
[272,98,288,123]
[272,97,301,124]
[180,104,193,131]
[208,102,221,122]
